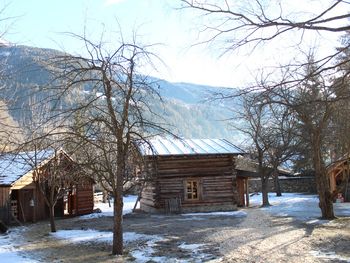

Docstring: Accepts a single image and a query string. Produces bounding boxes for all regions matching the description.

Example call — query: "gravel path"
[213,208,350,263]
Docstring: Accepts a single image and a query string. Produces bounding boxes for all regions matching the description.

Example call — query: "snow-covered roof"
[236,155,293,176]
[138,138,244,156]
[0,149,55,185]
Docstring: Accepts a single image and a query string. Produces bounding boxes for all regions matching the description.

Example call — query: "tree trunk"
[312,135,335,219]
[112,147,125,255]
[49,205,56,232]
[103,190,108,203]
[274,172,282,197]
[315,166,335,219]
[261,176,270,207]
[112,192,123,255]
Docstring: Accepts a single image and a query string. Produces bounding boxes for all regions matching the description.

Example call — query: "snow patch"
[0,51,10,57]
[305,219,330,225]
[310,250,350,261]
[178,242,215,262]
[0,228,38,263]
[79,195,139,219]
[51,229,112,243]
[51,229,162,246]
[129,234,165,263]
[250,193,350,221]
[182,210,247,217]
[177,217,206,221]
[179,243,205,250]
[51,228,167,263]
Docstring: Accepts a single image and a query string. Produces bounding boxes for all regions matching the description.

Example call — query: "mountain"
[0,45,244,144]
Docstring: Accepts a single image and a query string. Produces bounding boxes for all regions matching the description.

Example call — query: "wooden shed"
[138,138,245,213]
[235,156,294,207]
[327,157,350,202]
[0,149,94,224]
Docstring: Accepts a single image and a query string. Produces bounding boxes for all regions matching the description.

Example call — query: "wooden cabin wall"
[236,177,246,207]
[0,187,10,207]
[76,183,94,215]
[141,154,238,213]
[141,182,157,212]
[328,160,350,201]
[0,187,11,223]
[33,188,49,221]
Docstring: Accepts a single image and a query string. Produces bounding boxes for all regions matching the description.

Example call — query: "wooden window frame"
[184,179,201,201]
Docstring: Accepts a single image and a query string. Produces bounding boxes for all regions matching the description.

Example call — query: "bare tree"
[47,32,167,255]
[257,55,336,218]
[235,92,297,206]
[32,148,80,232]
[264,104,299,197]
[0,100,23,151]
[180,1,350,54]
[0,6,23,151]
[181,0,350,219]
[330,31,350,159]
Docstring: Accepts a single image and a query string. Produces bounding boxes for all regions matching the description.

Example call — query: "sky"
[1,0,346,88]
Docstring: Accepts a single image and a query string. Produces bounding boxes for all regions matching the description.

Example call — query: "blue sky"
[2,0,344,88]
[5,0,227,86]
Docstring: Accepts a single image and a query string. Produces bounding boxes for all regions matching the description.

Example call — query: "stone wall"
[248,176,317,194]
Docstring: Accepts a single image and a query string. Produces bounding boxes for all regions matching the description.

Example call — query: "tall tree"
[330,30,350,159]
[48,32,166,255]
[235,92,297,206]
[181,0,350,219]
[264,56,336,218]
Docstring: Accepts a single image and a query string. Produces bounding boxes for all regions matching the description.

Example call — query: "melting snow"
[0,228,37,263]
[0,51,11,57]
[52,229,166,263]
[310,250,350,261]
[79,195,139,219]
[52,229,112,243]
[179,243,205,250]
[51,229,162,245]
[182,210,247,217]
[250,193,350,221]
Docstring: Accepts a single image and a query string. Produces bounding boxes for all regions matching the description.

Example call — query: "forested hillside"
[0,44,242,142]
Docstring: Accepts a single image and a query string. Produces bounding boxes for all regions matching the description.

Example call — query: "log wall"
[76,183,94,215]
[0,187,10,207]
[0,187,10,223]
[141,154,239,213]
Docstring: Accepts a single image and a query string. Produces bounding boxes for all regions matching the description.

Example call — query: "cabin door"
[67,187,77,216]
[236,177,249,207]
[17,189,34,222]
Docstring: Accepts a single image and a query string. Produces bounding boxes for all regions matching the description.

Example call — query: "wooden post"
[32,189,36,223]
[345,162,349,201]
[245,179,249,207]
[18,200,26,223]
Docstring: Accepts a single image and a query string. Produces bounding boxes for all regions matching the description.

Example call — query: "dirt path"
[213,208,350,262]
[7,207,350,262]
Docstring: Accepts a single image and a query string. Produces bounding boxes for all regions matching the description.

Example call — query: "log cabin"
[327,157,350,202]
[0,149,94,224]
[138,138,245,213]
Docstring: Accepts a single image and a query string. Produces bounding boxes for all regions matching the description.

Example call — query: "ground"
[1,194,350,262]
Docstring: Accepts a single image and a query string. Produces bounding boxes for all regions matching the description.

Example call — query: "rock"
[93,208,102,213]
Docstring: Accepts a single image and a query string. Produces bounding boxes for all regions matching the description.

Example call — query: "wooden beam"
[245,179,249,207]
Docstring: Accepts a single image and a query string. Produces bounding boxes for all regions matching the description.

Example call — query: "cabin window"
[185,180,200,200]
